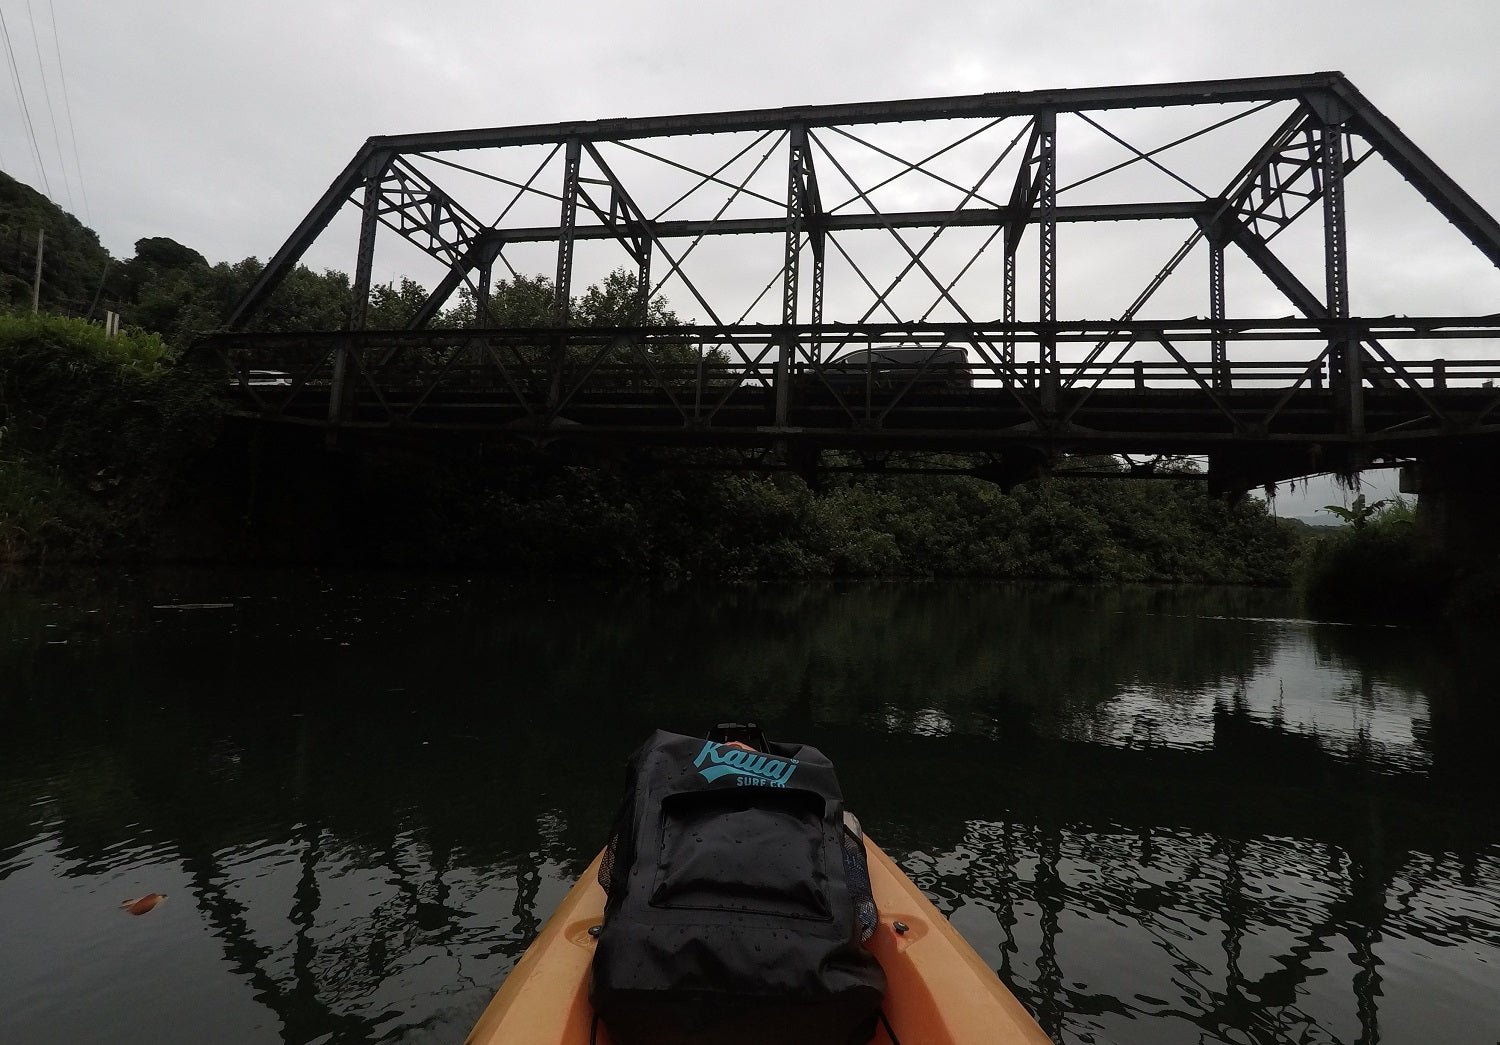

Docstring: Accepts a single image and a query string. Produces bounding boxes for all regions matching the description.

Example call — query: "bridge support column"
[1407,453,1500,566]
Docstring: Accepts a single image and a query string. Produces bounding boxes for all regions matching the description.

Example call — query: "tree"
[476,272,556,327]
[455,268,681,328]
[1320,493,1390,528]
[120,238,222,348]
[572,268,678,326]
[119,236,208,297]
[367,277,430,329]
[244,264,352,333]
[449,269,719,376]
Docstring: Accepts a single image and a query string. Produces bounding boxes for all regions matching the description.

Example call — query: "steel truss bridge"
[203,71,1500,492]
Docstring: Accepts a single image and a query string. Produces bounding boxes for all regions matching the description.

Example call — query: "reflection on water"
[1,574,1497,1044]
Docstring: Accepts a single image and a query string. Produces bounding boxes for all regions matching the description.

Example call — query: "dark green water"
[1,572,1497,1044]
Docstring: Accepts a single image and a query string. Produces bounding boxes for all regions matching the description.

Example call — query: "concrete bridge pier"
[1405,451,1500,566]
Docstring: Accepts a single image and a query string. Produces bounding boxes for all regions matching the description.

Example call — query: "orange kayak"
[465,837,1053,1045]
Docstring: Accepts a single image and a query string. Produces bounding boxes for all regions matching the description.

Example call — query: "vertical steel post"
[1003,232,1017,380]
[553,138,582,322]
[332,152,391,425]
[809,246,825,358]
[1036,111,1058,412]
[549,138,583,409]
[783,125,810,326]
[635,241,652,322]
[474,246,494,328]
[1319,109,1360,438]
[1003,119,1044,383]
[1210,238,1227,389]
[778,125,811,427]
[629,241,651,387]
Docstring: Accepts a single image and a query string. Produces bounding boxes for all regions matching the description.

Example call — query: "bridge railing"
[215,355,1500,393]
[200,321,1500,440]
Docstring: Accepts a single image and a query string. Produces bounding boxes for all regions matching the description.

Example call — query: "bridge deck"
[212,338,1500,480]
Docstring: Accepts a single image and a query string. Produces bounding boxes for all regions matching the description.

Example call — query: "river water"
[1,572,1496,1044]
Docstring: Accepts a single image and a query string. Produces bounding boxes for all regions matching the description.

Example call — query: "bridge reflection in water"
[0,578,1495,1044]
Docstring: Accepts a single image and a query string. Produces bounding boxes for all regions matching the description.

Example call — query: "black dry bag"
[589,729,885,1045]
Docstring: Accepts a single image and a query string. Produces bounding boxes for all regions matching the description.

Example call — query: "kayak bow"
[465,837,1052,1045]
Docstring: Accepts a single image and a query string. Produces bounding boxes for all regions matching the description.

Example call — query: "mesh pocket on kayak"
[841,818,879,942]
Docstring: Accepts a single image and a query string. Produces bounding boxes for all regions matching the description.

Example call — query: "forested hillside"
[0,170,113,316]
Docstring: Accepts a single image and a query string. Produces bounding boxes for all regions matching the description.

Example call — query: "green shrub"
[0,310,172,369]
[1294,497,1450,619]
[0,311,220,560]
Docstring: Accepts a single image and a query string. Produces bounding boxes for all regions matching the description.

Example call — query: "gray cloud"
[3,0,1493,265]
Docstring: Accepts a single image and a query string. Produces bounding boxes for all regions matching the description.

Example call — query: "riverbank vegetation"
[1293,496,1469,621]
[382,448,1301,582]
[0,311,222,561]
[0,310,1302,581]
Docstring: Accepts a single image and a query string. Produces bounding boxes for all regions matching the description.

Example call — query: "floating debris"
[120,893,167,916]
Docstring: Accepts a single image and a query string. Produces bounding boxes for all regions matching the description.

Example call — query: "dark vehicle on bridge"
[805,346,973,393]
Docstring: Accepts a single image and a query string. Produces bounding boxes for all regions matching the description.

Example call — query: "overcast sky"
[4,0,1495,516]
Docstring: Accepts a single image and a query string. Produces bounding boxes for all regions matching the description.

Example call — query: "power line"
[0,6,51,199]
[45,0,88,224]
[23,0,71,212]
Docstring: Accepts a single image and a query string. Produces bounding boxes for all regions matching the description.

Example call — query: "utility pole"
[31,229,44,312]
[85,258,111,321]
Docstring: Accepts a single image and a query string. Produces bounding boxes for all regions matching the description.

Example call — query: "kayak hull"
[464,838,1052,1045]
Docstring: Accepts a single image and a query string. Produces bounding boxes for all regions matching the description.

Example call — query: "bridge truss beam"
[214,73,1500,492]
